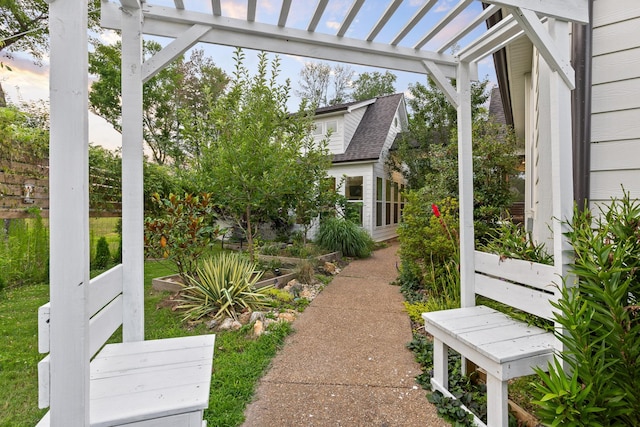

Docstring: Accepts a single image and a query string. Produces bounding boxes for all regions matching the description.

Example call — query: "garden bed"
[152,268,298,293]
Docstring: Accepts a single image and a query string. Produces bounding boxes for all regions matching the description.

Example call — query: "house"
[311,93,408,242]
[494,0,640,244]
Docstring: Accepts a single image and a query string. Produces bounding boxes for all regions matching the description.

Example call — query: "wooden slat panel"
[593,0,640,28]
[592,48,640,85]
[38,355,50,408]
[593,17,640,56]
[591,140,640,171]
[592,109,640,142]
[38,303,51,353]
[474,251,557,291]
[89,295,123,358]
[88,264,123,317]
[475,274,557,320]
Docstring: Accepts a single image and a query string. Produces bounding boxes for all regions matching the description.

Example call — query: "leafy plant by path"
[178,252,273,321]
[315,216,374,258]
[533,192,640,426]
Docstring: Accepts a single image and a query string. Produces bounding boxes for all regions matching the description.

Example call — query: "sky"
[0,0,497,152]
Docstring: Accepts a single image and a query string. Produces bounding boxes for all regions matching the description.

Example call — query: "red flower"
[431,204,441,218]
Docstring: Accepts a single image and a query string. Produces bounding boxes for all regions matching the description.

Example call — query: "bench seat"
[423,305,555,426]
[37,335,215,427]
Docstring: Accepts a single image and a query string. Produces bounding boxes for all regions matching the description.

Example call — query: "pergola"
[46,1,587,425]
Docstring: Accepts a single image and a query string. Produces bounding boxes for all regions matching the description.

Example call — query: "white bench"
[37,264,216,426]
[423,250,559,427]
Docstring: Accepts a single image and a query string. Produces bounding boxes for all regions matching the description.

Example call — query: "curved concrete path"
[242,241,447,426]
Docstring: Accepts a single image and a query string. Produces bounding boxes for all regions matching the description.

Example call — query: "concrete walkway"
[242,241,447,427]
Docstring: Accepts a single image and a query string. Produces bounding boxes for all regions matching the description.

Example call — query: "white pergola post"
[121,3,145,342]
[548,19,575,286]
[456,61,475,308]
[48,0,90,425]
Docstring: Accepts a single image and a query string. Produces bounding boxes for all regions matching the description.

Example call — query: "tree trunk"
[0,82,6,107]
[245,206,254,262]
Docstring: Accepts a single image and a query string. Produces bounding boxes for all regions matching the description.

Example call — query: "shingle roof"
[332,93,404,163]
[488,86,507,125]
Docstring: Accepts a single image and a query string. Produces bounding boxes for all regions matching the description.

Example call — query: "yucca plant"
[178,252,273,321]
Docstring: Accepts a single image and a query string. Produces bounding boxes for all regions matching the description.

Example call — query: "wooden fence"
[0,158,122,219]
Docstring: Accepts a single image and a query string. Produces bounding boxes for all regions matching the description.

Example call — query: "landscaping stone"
[206,319,219,330]
[219,318,242,331]
[277,312,296,322]
[238,311,252,325]
[250,311,265,324]
[253,320,264,337]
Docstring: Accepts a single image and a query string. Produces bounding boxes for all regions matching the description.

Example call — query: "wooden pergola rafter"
[44,1,588,425]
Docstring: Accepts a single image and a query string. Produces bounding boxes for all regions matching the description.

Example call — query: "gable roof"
[488,86,507,125]
[331,93,404,164]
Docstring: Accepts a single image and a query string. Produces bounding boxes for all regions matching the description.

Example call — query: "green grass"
[0,259,293,426]
[89,217,121,258]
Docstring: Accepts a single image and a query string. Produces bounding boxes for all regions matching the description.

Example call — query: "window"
[400,184,405,220]
[326,120,338,133]
[376,177,383,227]
[312,123,323,136]
[346,176,363,226]
[385,179,392,225]
[393,182,399,224]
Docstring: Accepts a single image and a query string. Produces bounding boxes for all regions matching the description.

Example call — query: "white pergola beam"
[458,14,522,62]
[48,0,90,424]
[437,4,499,54]
[485,0,588,24]
[121,6,145,343]
[247,0,256,22]
[119,0,141,9]
[142,24,211,83]
[337,0,364,37]
[366,0,402,42]
[308,0,328,32]
[278,0,292,27]
[422,60,458,109]
[512,7,575,90]
[101,2,462,78]
[174,0,184,10]
[391,0,437,46]
[414,0,473,50]
[211,0,221,16]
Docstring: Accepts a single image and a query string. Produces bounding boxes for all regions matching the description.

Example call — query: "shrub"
[480,219,553,265]
[0,210,49,288]
[144,193,223,285]
[315,216,374,258]
[93,236,111,270]
[178,252,273,321]
[296,259,315,284]
[398,194,458,287]
[533,192,640,425]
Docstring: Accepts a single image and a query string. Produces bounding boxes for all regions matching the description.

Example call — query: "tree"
[0,0,101,60]
[387,78,490,189]
[350,70,397,101]
[296,62,353,107]
[89,41,228,165]
[198,49,330,259]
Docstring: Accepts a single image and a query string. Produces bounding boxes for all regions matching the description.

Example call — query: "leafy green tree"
[350,70,397,101]
[0,0,101,60]
[89,41,228,165]
[198,49,330,259]
[0,105,48,162]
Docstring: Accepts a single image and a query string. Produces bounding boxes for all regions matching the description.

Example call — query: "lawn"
[0,259,292,427]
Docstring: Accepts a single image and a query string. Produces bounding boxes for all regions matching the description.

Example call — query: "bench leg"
[486,374,508,427]
[432,339,449,390]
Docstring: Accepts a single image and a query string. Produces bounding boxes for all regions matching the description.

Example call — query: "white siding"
[590,0,640,205]
[343,107,367,152]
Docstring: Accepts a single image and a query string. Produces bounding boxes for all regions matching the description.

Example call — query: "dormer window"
[313,120,339,136]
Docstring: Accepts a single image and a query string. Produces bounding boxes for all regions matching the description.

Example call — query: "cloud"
[99,30,121,46]
[325,21,341,31]
[434,0,455,13]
